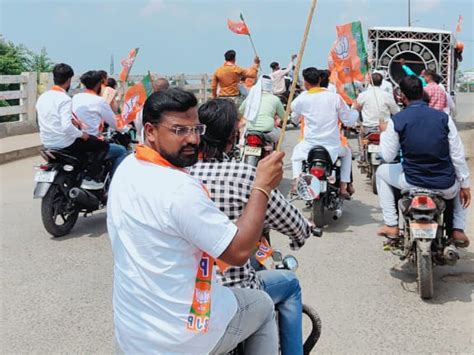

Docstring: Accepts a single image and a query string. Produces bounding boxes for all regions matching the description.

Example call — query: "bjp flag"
[116,74,153,128]
[456,15,463,33]
[328,21,369,104]
[119,48,139,82]
[227,13,250,35]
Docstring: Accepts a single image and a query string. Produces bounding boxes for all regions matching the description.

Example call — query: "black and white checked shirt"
[189,160,312,289]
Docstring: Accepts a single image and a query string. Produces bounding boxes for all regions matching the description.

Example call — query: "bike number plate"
[368,144,380,153]
[411,223,437,239]
[35,170,57,183]
[244,146,262,156]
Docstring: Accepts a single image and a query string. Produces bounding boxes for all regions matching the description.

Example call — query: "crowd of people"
[34,48,470,354]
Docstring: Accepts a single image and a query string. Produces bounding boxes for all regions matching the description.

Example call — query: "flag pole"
[240,13,259,58]
[276,0,318,151]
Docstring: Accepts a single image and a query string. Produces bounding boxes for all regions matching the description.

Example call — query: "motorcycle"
[358,128,381,194]
[33,129,136,237]
[297,146,345,228]
[230,227,323,355]
[242,131,274,167]
[383,188,458,299]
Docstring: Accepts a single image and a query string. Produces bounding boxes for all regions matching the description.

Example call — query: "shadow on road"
[389,252,474,304]
[324,198,382,233]
[455,121,474,131]
[51,211,107,241]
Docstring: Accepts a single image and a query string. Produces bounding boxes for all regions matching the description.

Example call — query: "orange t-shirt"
[211,62,258,98]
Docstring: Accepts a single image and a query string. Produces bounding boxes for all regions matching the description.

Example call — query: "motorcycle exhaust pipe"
[333,209,343,220]
[69,187,100,209]
[443,245,460,265]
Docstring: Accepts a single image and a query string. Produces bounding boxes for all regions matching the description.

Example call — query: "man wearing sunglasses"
[107,88,285,354]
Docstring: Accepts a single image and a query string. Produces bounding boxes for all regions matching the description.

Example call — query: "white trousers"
[291,141,352,183]
[376,163,466,230]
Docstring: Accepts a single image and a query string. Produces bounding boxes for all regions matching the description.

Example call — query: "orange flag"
[456,15,463,33]
[227,13,250,35]
[119,48,139,82]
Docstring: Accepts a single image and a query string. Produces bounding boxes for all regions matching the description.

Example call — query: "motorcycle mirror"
[272,250,283,263]
[296,175,321,201]
[282,255,299,272]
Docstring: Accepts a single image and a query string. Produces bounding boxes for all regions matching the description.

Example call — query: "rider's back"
[392,100,455,190]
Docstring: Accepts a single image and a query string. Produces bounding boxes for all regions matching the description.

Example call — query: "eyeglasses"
[157,123,207,137]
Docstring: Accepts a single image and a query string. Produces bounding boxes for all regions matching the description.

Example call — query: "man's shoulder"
[38,89,70,103]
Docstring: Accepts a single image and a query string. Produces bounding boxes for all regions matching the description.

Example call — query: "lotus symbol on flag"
[121,58,133,70]
[335,35,349,60]
[123,94,139,120]
[195,289,210,311]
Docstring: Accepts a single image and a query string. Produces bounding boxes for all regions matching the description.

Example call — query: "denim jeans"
[210,288,278,355]
[258,270,303,355]
[106,143,128,174]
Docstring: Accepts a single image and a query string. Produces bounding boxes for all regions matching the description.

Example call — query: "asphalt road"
[1,94,473,354]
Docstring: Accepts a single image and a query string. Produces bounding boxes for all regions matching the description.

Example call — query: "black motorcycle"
[383,188,458,299]
[33,129,136,237]
[242,131,274,167]
[298,146,345,228]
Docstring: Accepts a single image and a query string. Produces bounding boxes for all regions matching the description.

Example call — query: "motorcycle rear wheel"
[41,184,79,237]
[416,241,434,299]
[312,199,325,228]
[303,304,322,354]
[371,165,378,195]
[243,155,259,167]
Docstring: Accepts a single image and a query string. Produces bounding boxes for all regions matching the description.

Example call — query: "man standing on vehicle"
[108,88,283,354]
[290,67,359,197]
[376,76,470,247]
[36,63,108,187]
[72,70,127,181]
[211,49,260,106]
[423,70,448,112]
[190,98,313,355]
[270,54,297,98]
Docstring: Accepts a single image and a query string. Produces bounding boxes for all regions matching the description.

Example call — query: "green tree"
[27,47,54,74]
[0,35,30,75]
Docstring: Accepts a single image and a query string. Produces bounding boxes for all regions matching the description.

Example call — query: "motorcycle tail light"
[310,166,326,178]
[39,164,50,171]
[367,133,380,142]
[411,195,436,210]
[246,135,263,146]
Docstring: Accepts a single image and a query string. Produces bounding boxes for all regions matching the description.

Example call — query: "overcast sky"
[1,0,473,76]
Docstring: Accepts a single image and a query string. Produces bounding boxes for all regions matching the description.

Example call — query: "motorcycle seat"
[245,130,268,138]
[401,188,444,198]
[307,146,332,166]
[40,149,81,166]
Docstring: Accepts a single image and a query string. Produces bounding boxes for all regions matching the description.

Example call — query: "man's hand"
[400,58,406,66]
[81,132,89,141]
[353,101,362,112]
[254,56,261,65]
[255,151,285,193]
[460,187,471,208]
[379,119,388,132]
[291,54,297,61]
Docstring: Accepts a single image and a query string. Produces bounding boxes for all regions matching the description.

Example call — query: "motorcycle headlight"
[63,164,74,172]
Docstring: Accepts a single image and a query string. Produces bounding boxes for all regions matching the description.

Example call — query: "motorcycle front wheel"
[303,304,322,354]
[41,183,79,237]
[416,241,434,299]
[312,198,325,228]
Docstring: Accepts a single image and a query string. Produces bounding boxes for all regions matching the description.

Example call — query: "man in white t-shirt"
[36,63,108,186]
[72,71,127,175]
[108,88,284,354]
[291,67,358,197]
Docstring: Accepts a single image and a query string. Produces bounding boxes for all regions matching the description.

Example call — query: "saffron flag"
[119,48,139,82]
[328,21,369,104]
[456,15,463,33]
[116,74,153,128]
[227,13,250,35]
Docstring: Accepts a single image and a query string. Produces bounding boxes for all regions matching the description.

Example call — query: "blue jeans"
[106,143,127,174]
[258,270,303,355]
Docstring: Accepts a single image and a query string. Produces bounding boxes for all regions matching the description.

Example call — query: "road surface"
[1,94,473,353]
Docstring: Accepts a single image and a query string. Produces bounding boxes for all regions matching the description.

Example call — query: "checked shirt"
[189,160,312,289]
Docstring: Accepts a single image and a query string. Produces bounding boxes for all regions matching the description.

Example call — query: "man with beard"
[36,64,108,187]
[108,88,284,354]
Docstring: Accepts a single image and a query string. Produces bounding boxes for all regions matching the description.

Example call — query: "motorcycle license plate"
[244,146,262,156]
[368,144,380,153]
[34,170,57,183]
[411,223,437,239]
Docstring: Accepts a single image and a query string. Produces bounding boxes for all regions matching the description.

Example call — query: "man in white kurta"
[291,67,358,195]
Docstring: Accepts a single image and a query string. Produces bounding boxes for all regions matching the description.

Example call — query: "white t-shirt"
[356,86,399,127]
[36,89,83,149]
[72,92,117,136]
[107,154,238,354]
[291,89,358,162]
